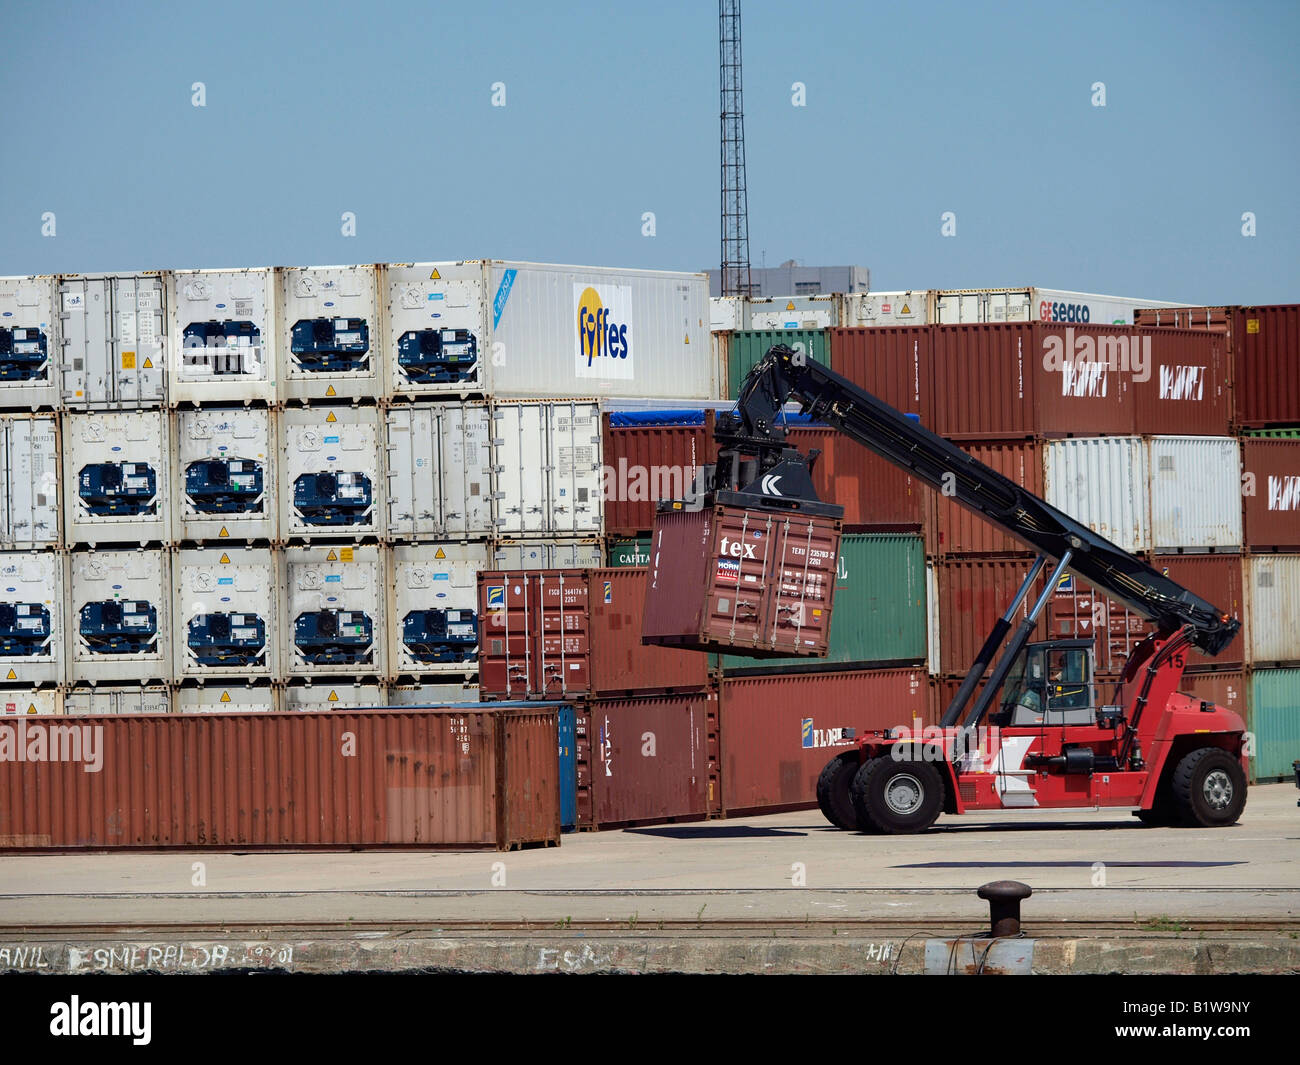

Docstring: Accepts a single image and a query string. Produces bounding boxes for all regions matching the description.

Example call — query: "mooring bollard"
[977,880,1032,937]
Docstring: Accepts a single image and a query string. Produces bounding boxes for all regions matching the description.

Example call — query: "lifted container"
[642,502,842,658]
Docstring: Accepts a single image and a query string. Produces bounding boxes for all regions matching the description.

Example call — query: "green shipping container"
[719,533,927,673]
[1249,669,1300,781]
[1240,428,1300,438]
[726,329,829,398]
[606,537,651,568]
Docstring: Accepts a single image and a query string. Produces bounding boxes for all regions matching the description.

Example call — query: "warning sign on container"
[716,558,740,584]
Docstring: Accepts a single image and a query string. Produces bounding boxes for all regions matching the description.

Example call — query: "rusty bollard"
[977,880,1032,937]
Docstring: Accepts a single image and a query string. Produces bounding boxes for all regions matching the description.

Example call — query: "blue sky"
[1,0,1296,303]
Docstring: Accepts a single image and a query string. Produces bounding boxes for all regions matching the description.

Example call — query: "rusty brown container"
[718,668,932,814]
[478,571,590,699]
[577,691,719,827]
[931,439,1042,555]
[601,412,717,537]
[786,425,925,529]
[1230,306,1300,428]
[829,326,933,425]
[1034,324,1137,437]
[1181,669,1248,717]
[1129,328,1231,436]
[936,557,1046,675]
[1241,439,1300,549]
[931,324,1037,438]
[1152,555,1246,667]
[1045,574,1156,674]
[0,708,560,851]
[643,503,842,657]
[588,568,712,695]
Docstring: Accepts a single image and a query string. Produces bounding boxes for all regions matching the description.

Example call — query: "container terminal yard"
[1,1,1297,1011]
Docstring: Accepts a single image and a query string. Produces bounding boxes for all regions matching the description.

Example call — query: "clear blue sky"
[2,0,1296,303]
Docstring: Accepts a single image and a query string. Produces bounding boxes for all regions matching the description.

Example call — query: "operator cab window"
[1003,644,1096,727]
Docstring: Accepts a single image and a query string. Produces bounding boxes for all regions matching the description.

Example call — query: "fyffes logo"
[574,284,633,379]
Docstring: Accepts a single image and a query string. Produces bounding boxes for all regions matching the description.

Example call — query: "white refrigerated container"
[68,549,172,685]
[279,406,383,540]
[167,267,278,405]
[174,407,277,542]
[58,272,167,408]
[281,544,386,679]
[384,403,493,540]
[173,547,280,680]
[0,550,64,686]
[278,264,383,404]
[63,410,171,546]
[388,542,487,679]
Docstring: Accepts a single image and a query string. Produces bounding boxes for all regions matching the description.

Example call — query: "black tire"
[850,755,944,835]
[1171,747,1247,827]
[816,752,861,830]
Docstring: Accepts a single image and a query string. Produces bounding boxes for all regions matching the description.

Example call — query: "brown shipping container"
[0,708,560,850]
[1045,574,1155,675]
[602,414,716,537]
[829,326,933,425]
[936,557,1047,675]
[577,692,719,827]
[1231,306,1300,428]
[588,568,712,695]
[1181,669,1248,717]
[1242,439,1300,549]
[719,669,931,814]
[478,569,710,699]
[643,503,842,657]
[786,425,925,529]
[931,324,1037,438]
[931,439,1042,555]
[1152,555,1246,667]
[1034,324,1136,437]
[478,571,590,699]
[1129,328,1231,436]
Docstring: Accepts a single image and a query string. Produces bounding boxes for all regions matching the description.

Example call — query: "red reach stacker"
[711,345,1248,834]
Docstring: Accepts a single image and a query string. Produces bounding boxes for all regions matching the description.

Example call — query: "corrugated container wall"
[1247,669,1300,780]
[932,440,1042,555]
[1241,438,1300,549]
[1147,437,1242,551]
[0,709,560,849]
[1231,306,1300,429]
[168,268,278,406]
[785,425,926,529]
[173,547,280,681]
[489,539,603,570]
[388,542,486,679]
[1129,329,1231,437]
[68,550,172,685]
[719,533,926,672]
[63,409,172,546]
[0,414,60,548]
[0,550,64,687]
[718,669,931,814]
[931,324,1036,438]
[1180,670,1247,718]
[277,265,383,403]
[1247,555,1300,665]
[174,407,278,543]
[282,682,387,712]
[489,261,713,400]
[606,537,651,567]
[830,327,931,424]
[724,330,828,399]
[384,403,493,540]
[838,291,929,328]
[0,275,60,410]
[936,558,1046,675]
[281,545,387,679]
[601,411,715,536]
[579,692,717,828]
[1044,437,1150,554]
[492,401,602,538]
[58,273,167,408]
[279,405,383,541]
[177,686,278,714]
[63,686,171,715]
[1046,574,1154,675]
[1153,555,1246,667]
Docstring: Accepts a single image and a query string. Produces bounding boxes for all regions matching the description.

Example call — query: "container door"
[113,275,166,405]
[550,402,601,536]
[59,277,112,405]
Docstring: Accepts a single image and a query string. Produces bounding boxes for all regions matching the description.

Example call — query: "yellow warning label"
[326,549,338,561]
[5,669,15,681]
[1247,318,1260,334]
[684,333,690,344]
[786,301,796,310]
[220,691,231,702]
[326,411,337,423]
[121,351,136,369]
[326,384,337,396]
[219,526,230,538]
[328,690,340,702]
[434,547,446,559]
[26,703,36,715]
[340,547,354,562]
[429,269,441,280]
[219,553,231,564]
[143,357,154,368]
[901,303,911,314]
